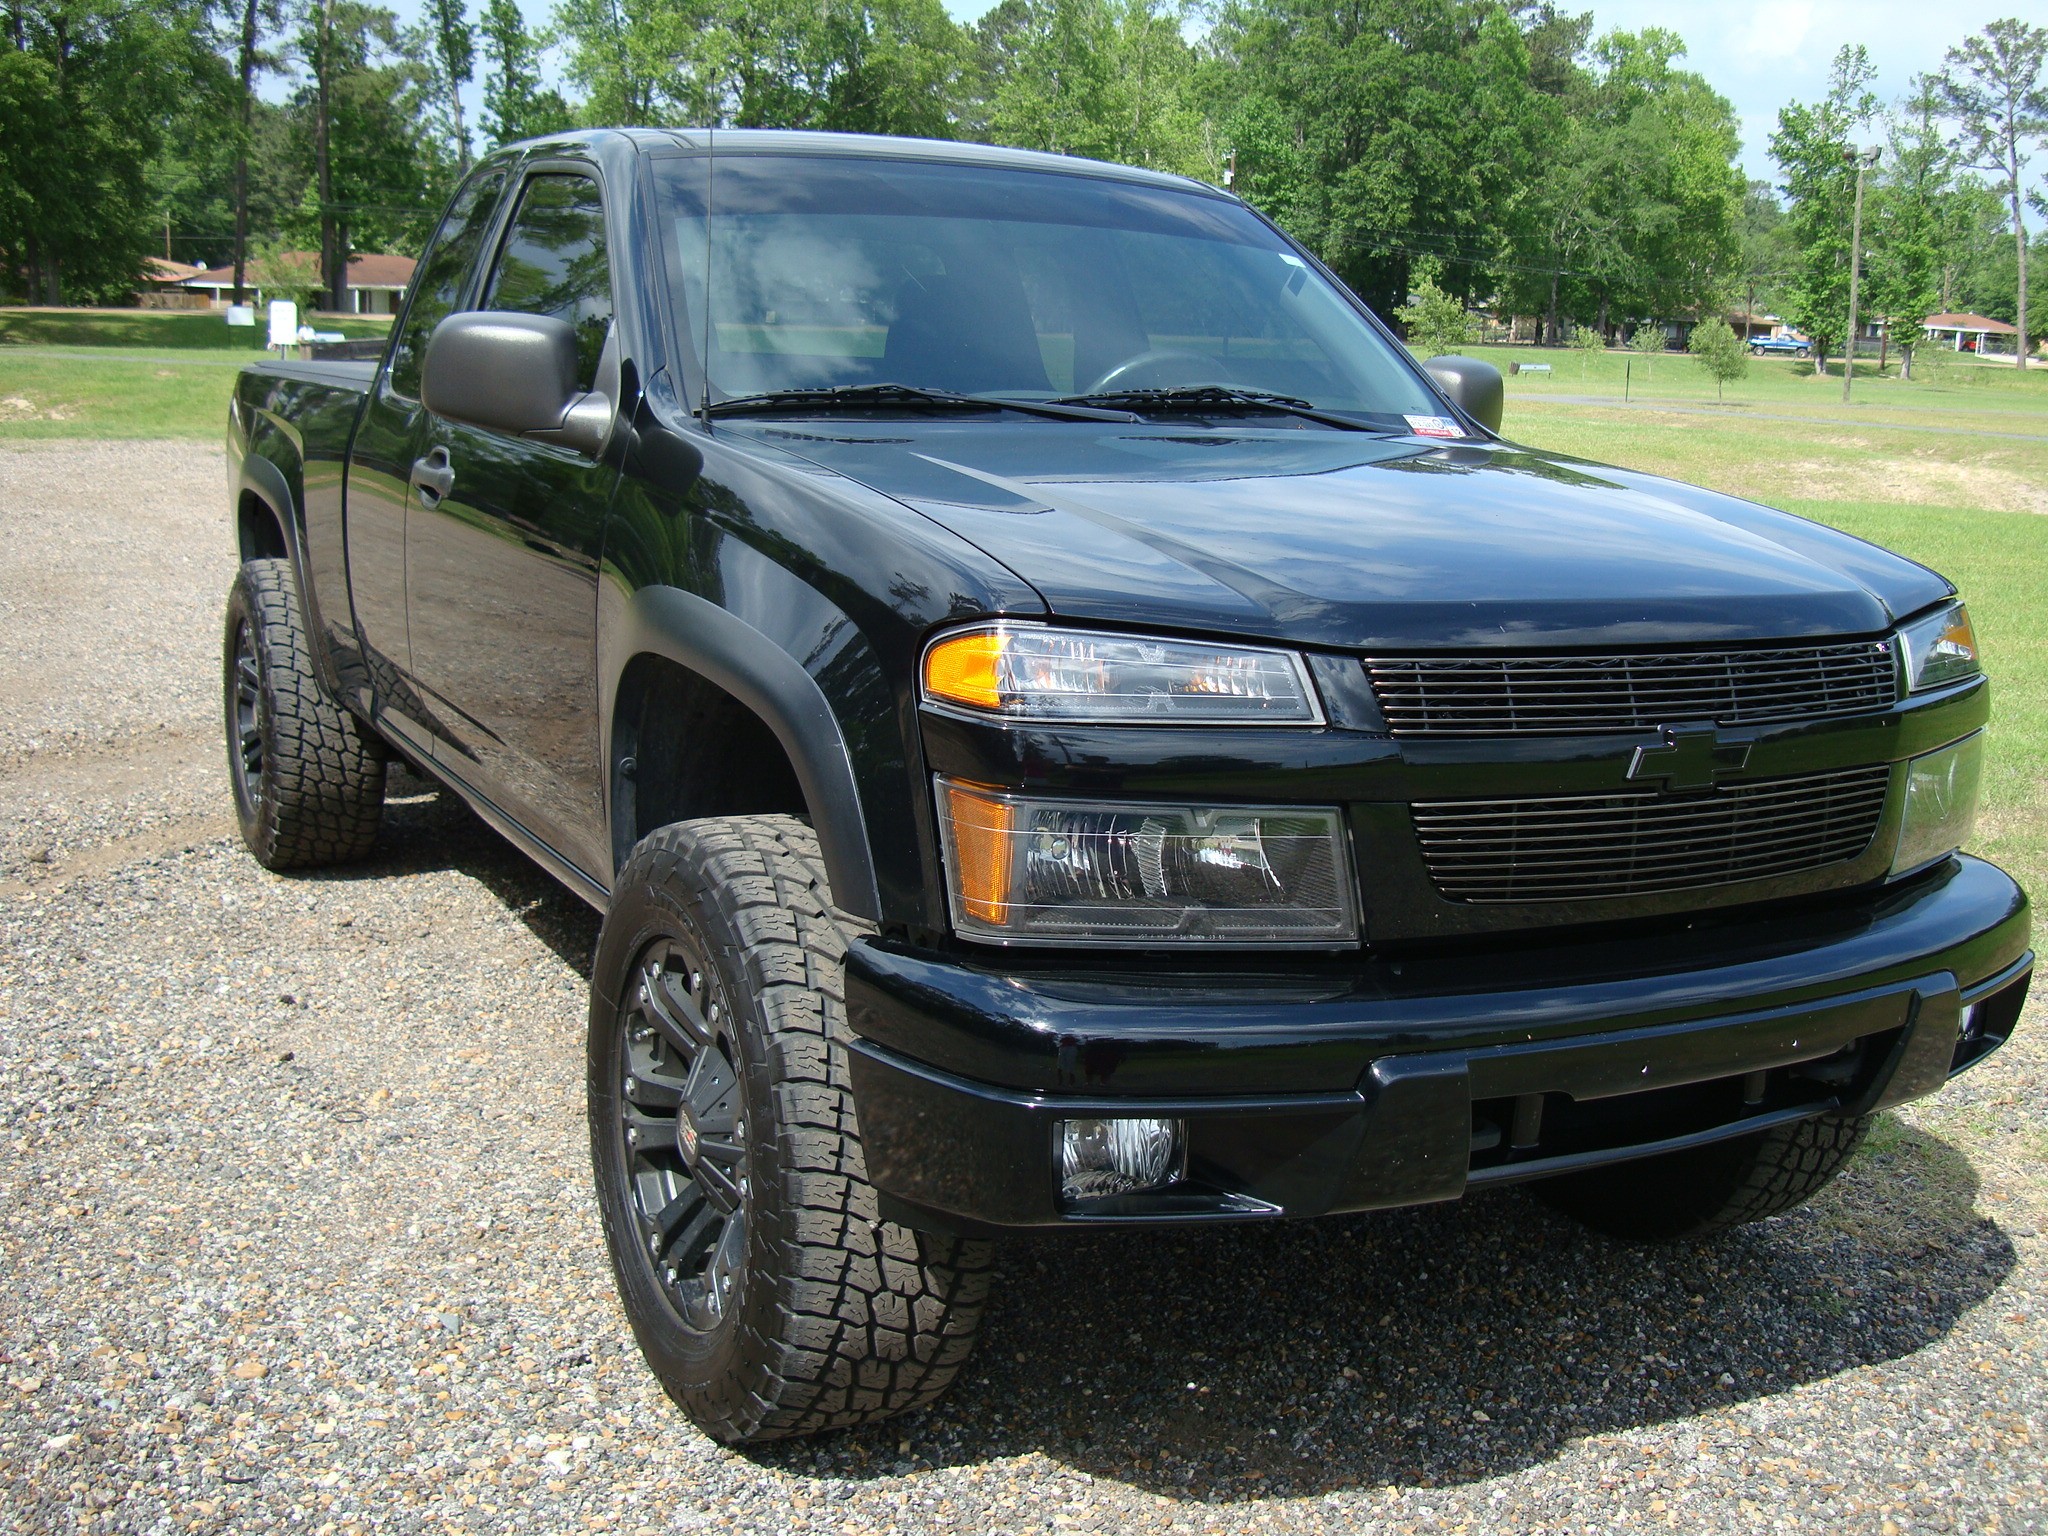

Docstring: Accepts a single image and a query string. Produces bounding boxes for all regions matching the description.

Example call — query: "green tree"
[0,0,205,303]
[1567,319,1603,374]
[420,0,475,171]
[1735,180,1794,335]
[1394,268,1476,355]
[478,0,568,142]
[1627,316,1663,376]
[972,0,1205,174]
[1687,315,1746,398]
[289,0,452,309]
[1872,75,1957,379]
[1502,28,1741,346]
[1940,18,2048,367]
[555,0,965,137]
[1207,0,1547,316]
[1771,45,1878,380]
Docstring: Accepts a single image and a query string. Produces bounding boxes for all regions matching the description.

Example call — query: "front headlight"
[1891,733,1984,877]
[1899,602,1980,694]
[921,622,1321,724]
[935,779,1359,945]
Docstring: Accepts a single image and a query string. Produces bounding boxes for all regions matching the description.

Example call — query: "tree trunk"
[1901,343,1914,381]
[1878,321,1888,375]
[1545,265,1560,348]
[317,0,346,316]
[1597,295,1609,343]
[2015,196,2030,370]
[231,0,258,305]
[450,81,469,174]
[1813,341,1826,381]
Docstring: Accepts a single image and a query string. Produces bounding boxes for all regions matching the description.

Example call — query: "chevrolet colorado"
[221,129,2030,1444]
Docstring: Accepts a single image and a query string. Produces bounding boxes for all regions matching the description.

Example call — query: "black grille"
[1413,765,1892,903]
[1367,642,1897,737]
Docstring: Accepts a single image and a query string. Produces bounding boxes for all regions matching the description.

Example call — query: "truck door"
[344,164,507,756]
[404,166,620,880]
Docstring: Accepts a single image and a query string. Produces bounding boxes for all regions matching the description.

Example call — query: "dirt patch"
[1778,451,2048,514]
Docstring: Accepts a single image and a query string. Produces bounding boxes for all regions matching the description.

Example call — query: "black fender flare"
[607,585,883,922]
[237,451,346,701]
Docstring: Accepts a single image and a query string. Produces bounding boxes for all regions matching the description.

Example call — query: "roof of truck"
[505,126,1228,200]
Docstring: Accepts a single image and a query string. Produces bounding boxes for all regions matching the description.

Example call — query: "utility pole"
[1843,145,1880,405]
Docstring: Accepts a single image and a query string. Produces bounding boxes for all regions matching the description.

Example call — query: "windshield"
[651,153,1443,426]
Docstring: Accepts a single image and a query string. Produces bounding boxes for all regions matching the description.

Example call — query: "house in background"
[135,258,209,309]
[175,252,416,315]
[1920,312,2021,356]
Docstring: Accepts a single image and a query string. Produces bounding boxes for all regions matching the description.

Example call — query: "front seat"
[881,259,1051,396]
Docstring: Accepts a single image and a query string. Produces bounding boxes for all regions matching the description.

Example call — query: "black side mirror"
[1422,355,1504,434]
[421,311,613,456]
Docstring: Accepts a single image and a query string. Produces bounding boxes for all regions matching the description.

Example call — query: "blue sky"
[371,0,2044,185]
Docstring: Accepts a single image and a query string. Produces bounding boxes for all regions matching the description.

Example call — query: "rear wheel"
[589,814,994,1442]
[222,558,386,869]
[1535,1111,1870,1242]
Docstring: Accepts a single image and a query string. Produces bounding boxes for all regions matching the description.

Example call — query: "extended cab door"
[344,164,508,753]
[404,166,621,879]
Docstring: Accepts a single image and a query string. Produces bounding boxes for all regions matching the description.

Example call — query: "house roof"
[1923,312,2019,334]
[142,257,206,282]
[180,252,416,291]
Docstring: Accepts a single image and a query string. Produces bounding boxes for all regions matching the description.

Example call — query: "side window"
[386,167,507,400]
[483,173,614,390]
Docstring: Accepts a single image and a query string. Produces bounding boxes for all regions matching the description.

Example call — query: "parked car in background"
[1749,334,1812,357]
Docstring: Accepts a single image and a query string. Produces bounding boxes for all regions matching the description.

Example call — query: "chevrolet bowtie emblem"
[1626,724,1751,791]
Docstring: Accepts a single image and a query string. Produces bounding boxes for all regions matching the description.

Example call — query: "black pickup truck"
[222,129,2030,1444]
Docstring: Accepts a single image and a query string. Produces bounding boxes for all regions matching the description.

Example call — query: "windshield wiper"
[1050,385,1379,432]
[703,382,1137,424]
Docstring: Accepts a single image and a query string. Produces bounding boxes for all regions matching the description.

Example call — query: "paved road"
[1524,394,2048,443]
[2,440,2044,1534]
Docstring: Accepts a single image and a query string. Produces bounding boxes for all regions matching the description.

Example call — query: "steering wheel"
[1083,348,1232,394]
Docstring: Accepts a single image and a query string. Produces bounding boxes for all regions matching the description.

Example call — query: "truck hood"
[725,422,1952,649]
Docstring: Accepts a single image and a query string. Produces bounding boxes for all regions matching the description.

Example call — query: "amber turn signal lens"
[941,781,1016,924]
[924,631,1008,711]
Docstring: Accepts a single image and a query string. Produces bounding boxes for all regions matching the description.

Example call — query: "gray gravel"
[2,439,2045,1534]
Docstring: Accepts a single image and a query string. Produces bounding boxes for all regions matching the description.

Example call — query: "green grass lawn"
[0,307,394,441]
[0,351,244,439]
[0,307,391,351]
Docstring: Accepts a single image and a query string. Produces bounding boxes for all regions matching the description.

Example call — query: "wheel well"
[238,492,289,562]
[610,654,809,870]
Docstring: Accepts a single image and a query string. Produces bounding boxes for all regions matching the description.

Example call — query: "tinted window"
[483,173,613,390]
[653,156,1440,423]
[387,167,506,399]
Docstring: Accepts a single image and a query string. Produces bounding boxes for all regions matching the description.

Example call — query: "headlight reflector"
[936,779,1358,945]
[922,623,1320,724]
[1899,602,1980,694]
[1891,732,1984,877]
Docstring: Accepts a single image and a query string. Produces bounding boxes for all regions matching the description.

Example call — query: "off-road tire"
[1536,1111,1871,1242]
[222,558,386,869]
[589,814,994,1443]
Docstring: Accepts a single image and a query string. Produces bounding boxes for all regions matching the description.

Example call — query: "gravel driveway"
[2,439,2044,1535]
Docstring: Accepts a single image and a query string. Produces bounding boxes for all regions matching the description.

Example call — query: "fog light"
[1959,1002,1982,1042]
[1058,1117,1181,1203]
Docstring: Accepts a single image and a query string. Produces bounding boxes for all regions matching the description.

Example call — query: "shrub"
[1688,317,1748,400]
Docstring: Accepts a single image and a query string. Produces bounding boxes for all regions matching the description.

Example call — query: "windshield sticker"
[1404,414,1464,439]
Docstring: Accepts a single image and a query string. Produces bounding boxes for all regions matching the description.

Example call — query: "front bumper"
[845,855,2031,1231]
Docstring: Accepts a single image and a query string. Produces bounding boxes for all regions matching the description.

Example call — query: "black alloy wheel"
[228,613,266,820]
[614,933,751,1332]
[589,815,995,1443]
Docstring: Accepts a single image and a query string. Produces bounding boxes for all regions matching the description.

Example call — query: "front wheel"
[1535,1111,1870,1242]
[589,815,994,1443]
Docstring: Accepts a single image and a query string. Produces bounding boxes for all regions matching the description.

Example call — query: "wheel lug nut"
[626,1127,639,1147]
[648,1233,661,1256]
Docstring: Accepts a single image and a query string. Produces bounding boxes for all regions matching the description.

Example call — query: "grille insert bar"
[1368,642,1897,736]
[1413,765,1892,903]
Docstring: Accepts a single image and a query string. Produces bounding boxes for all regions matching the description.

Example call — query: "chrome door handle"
[409,447,455,506]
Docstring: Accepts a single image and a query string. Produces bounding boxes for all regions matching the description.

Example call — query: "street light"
[1843,145,1881,404]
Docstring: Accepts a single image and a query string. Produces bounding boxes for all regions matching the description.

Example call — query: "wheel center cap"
[675,1104,702,1166]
